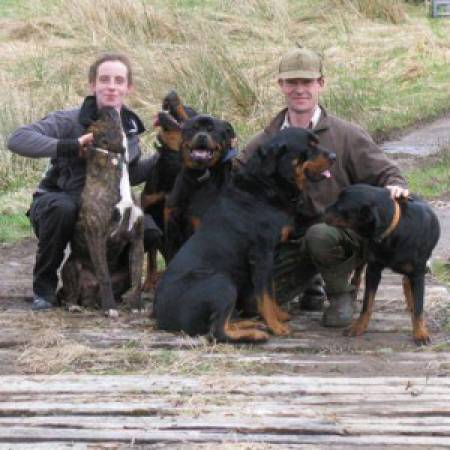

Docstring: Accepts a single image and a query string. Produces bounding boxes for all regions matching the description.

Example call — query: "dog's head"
[153,90,197,152]
[324,184,393,240]
[88,106,125,156]
[180,114,236,170]
[247,127,335,192]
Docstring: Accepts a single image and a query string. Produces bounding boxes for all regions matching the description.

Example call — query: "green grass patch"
[0,0,63,19]
[0,213,32,244]
[432,260,450,287]
[406,147,450,199]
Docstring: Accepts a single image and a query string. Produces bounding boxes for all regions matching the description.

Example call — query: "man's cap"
[278,48,323,80]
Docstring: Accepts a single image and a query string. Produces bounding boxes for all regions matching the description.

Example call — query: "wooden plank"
[0,427,450,446]
[2,375,450,393]
[1,400,449,418]
[1,415,450,436]
[2,392,450,404]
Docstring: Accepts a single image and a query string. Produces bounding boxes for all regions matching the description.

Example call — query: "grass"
[0,0,449,245]
[0,187,33,244]
[1,0,450,196]
[0,213,32,243]
[406,146,450,199]
[432,259,450,288]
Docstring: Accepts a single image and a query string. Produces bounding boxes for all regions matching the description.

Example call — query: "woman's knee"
[46,194,78,227]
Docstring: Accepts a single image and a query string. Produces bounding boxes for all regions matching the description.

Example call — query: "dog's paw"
[344,320,367,337]
[66,305,83,313]
[269,321,292,336]
[277,309,292,322]
[105,309,119,318]
[414,333,431,346]
[252,330,270,342]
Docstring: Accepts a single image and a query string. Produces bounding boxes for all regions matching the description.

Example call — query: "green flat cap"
[278,48,323,79]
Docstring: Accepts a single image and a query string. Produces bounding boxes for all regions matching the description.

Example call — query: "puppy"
[325,184,440,345]
[154,128,335,343]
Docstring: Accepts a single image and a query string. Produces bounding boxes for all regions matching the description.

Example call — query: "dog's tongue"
[152,116,160,127]
[321,169,331,178]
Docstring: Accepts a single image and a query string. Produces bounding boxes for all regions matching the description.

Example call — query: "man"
[8,52,160,311]
[238,47,408,327]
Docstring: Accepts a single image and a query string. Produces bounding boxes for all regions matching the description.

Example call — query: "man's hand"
[78,132,94,157]
[386,185,409,200]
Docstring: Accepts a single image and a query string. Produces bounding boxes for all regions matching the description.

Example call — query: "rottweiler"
[164,114,236,260]
[141,91,197,290]
[154,127,336,343]
[324,184,440,345]
[60,107,144,316]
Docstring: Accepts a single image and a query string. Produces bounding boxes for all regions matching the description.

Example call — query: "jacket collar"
[78,95,146,136]
[266,104,331,135]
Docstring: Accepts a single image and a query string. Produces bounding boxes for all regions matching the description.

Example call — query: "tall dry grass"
[329,0,407,23]
[1,0,450,193]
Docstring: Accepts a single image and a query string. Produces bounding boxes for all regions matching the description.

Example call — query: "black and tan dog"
[60,107,144,316]
[325,184,440,345]
[164,114,236,260]
[141,91,197,290]
[154,127,335,343]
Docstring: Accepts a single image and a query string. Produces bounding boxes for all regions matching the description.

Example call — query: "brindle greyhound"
[60,107,144,317]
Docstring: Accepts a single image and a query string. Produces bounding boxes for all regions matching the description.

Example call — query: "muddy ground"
[0,216,448,380]
[0,118,449,379]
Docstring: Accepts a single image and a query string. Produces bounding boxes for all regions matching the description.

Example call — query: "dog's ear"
[306,129,320,143]
[243,141,278,178]
[360,204,384,239]
[222,121,236,147]
[258,142,280,176]
[224,121,236,140]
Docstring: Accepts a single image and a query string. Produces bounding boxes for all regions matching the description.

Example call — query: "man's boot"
[322,291,355,327]
[300,274,326,311]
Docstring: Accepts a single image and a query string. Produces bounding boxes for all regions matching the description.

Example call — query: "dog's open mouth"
[305,168,332,182]
[190,148,214,161]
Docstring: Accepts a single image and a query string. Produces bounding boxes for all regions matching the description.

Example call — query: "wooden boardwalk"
[0,239,449,447]
[1,375,450,447]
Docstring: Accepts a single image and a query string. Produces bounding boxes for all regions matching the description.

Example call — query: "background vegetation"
[0,0,449,242]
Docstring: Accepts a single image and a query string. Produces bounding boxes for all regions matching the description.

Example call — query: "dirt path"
[0,236,449,447]
[382,114,450,157]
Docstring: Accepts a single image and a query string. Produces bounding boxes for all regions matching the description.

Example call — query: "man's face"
[278,78,324,115]
[90,60,132,110]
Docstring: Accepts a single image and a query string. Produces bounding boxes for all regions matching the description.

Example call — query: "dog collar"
[93,147,124,167]
[377,199,401,242]
[222,147,237,163]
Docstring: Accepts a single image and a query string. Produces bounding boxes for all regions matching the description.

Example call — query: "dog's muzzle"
[189,133,216,161]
